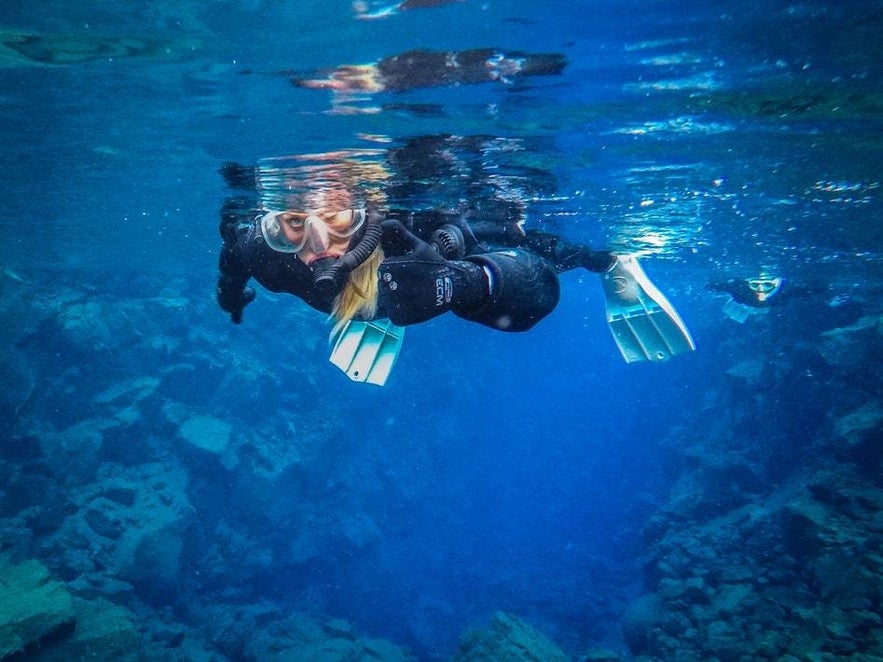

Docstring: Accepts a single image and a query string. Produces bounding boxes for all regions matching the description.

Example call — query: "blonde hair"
[330,246,384,338]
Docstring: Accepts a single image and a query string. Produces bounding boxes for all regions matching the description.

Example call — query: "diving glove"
[217,276,255,325]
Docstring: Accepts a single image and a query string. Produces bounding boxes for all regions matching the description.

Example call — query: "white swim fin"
[600,256,696,363]
[329,319,405,385]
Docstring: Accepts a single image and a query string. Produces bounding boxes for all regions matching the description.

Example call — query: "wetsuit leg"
[522,230,615,274]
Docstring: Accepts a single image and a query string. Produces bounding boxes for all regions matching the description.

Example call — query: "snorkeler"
[707,276,825,323]
[217,162,695,384]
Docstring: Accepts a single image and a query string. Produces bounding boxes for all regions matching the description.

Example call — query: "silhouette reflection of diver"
[293,48,566,93]
[707,276,825,323]
[385,133,560,206]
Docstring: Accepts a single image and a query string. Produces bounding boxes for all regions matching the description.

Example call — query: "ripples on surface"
[0,0,879,281]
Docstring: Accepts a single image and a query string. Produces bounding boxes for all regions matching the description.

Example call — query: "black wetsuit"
[217,203,613,331]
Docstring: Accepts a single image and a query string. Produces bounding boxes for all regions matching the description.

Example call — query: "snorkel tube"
[313,208,385,293]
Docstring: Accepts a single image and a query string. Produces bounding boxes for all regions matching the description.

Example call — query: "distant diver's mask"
[260,209,366,260]
[747,277,783,303]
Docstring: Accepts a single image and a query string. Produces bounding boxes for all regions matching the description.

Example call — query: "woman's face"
[278,209,359,264]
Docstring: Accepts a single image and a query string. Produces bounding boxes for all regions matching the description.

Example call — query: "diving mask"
[260,209,367,257]
[747,277,783,303]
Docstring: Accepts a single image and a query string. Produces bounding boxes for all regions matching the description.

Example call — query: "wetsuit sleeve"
[218,201,255,288]
[217,201,257,323]
[522,230,615,273]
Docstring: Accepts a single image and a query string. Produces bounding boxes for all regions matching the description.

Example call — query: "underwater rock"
[56,301,125,353]
[94,376,161,409]
[84,501,126,539]
[37,417,120,486]
[48,461,192,601]
[704,619,743,661]
[167,393,343,488]
[175,413,240,471]
[204,605,413,661]
[786,608,827,659]
[0,350,36,423]
[132,523,185,590]
[627,460,883,659]
[2,468,70,535]
[818,314,882,373]
[453,611,570,661]
[709,583,754,619]
[724,357,766,385]
[657,576,709,605]
[37,597,139,661]
[621,594,664,656]
[661,451,761,521]
[0,556,75,658]
[834,401,883,451]
[781,494,829,556]
[813,549,873,602]
[0,518,34,558]
[580,649,621,662]
[0,269,60,346]
[177,414,232,455]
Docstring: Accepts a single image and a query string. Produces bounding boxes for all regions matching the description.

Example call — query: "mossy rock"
[0,557,74,657]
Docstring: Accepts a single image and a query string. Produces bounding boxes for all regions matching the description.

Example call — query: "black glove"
[216,276,255,324]
[378,220,489,326]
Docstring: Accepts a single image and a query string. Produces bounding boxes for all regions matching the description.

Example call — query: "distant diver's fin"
[722,297,769,323]
[329,318,405,386]
[354,1,403,20]
[600,255,696,363]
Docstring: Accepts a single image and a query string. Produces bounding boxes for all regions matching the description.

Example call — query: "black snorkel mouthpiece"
[313,208,384,294]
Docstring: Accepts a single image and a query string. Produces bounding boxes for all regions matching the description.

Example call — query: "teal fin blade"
[723,297,768,323]
[329,319,405,385]
[601,256,696,363]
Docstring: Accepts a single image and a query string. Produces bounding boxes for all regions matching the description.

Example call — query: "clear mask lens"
[748,277,782,302]
[260,209,366,254]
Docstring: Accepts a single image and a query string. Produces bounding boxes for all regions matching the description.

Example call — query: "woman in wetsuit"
[216,198,615,335]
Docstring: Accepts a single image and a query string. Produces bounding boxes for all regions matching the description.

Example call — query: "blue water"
[1,0,881,659]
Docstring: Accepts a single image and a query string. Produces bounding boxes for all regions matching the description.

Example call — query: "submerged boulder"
[37,417,119,486]
[0,556,74,658]
[49,461,193,602]
[37,597,139,661]
[453,611,570,661]
[205,605,413,661]
[177,415,232,455]
[621,594,665,656]
[818,314,882,373]
[0,350,36,423]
